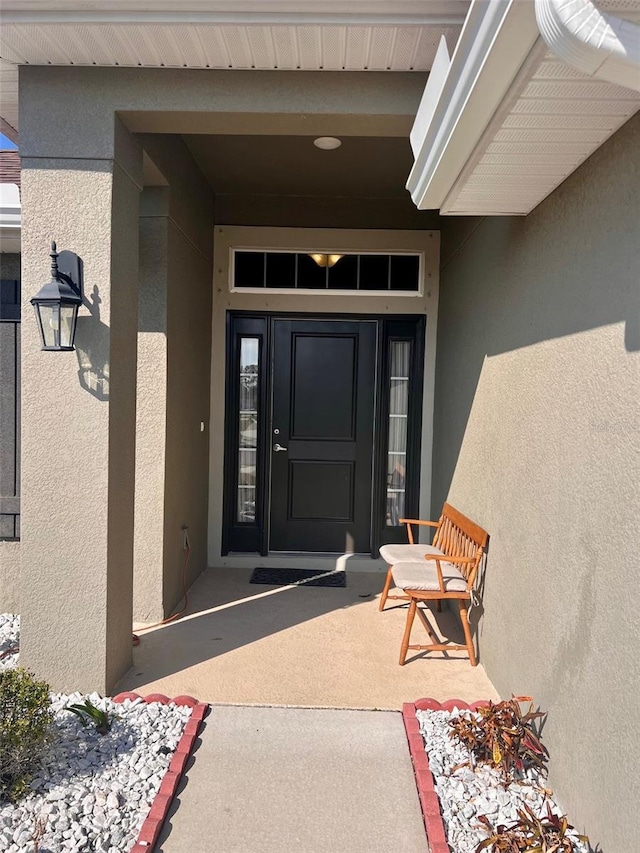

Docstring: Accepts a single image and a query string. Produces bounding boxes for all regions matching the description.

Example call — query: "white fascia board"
[536,0,640,92]
[0,184,21,250]
[0,1,469,26]
[406,0,540,211]
[410,36,451,158]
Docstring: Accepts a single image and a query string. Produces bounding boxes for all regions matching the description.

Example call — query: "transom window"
[232,251,421,293]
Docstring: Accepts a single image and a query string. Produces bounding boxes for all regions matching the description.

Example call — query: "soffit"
[0,3,468,135]
[441,46,640,215]
[183,134,414,198]
[0,61,19,137]
[593,0,640,22]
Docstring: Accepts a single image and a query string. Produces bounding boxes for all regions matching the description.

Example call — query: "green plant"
[0,667,52,802]
[475,803,589,852]
[449,696,548,778]
[66,698,111,735]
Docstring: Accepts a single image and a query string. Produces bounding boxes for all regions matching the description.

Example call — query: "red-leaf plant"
[475,802,589,853]
[448,696,548,779]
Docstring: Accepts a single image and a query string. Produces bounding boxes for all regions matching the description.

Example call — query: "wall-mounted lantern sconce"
[30,241,83,351]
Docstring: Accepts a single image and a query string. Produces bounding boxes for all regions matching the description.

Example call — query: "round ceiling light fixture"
[313,136,342,150]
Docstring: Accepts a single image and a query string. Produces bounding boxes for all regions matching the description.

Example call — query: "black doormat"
[250,567,346,587]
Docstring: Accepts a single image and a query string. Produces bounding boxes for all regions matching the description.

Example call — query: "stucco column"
[19,120,143,694]
[134,187,170,624]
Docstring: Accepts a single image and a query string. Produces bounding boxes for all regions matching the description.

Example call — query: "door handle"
[273,443,288,452]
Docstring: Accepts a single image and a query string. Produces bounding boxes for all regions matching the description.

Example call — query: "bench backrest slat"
[432,502,489,588]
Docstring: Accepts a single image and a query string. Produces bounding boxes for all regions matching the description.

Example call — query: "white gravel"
[417,707,589,853]
[0,615,193,853]
[0,615,20,671]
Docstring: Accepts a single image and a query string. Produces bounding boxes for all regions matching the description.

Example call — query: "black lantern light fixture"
[31,241,83,351]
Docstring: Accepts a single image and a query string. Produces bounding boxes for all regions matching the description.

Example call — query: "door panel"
[289,461,354,521]
[291,335,356,439]
[270,319,376,552]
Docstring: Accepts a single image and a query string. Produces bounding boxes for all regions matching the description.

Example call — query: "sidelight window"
[386,340,411,526]
[237,337,260,523]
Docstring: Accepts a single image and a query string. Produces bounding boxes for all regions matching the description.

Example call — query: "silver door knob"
[273,443,288,452]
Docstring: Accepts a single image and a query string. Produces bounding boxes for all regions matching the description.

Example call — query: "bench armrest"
[423,553,476,593]
[399,517,440,545]
[423,554,476,564]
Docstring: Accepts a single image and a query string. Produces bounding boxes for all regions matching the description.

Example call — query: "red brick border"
[402,698,490,853]
[111,692,209,853]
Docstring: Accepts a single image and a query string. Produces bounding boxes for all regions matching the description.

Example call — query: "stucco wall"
[0,542,20,613]
[133,137,214,623]
[19,119,143,692]
[0,252,21,613]
[19,66,425,160]
[163,221,212,607]
[134,202,169,624]
[434,114,640,852]
[215,195,439,231]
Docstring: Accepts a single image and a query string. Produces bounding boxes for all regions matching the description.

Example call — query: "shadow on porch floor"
[118,568,499,709]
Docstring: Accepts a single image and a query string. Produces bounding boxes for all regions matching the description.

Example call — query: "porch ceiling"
[183,134,414,199]
[0,2,469,139]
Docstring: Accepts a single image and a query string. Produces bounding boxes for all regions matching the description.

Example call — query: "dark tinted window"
[296,253,328,289]
[265,253,296,289]
[234,252,264,288]
[233,251,420,292]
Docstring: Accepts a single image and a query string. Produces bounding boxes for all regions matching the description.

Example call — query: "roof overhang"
[407,0,640,215]
[0,1,471,138]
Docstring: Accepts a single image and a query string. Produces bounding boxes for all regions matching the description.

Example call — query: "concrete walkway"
[158,705,428,853]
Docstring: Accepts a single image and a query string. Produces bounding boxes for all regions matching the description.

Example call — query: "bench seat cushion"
[391,561,468,593]
[379,543,445,565]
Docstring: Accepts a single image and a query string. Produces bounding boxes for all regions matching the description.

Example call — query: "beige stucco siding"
[134,207,170,624]
[19,137,142,692]
[208,226,440,569]
[163,219,212,609]
[0,542,19,613]
[133,137,214,623]
[434,113,640,852]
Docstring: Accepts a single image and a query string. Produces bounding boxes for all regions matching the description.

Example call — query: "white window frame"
[229,245,425,298]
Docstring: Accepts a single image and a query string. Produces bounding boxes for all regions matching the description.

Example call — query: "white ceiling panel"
[0,23,461,69]
[0,21,462,132]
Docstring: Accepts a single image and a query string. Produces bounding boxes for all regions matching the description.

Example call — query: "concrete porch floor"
[119,568,499,708]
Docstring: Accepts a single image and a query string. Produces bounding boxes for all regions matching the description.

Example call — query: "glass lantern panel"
[60,303,79,349]
[36,303,60,349]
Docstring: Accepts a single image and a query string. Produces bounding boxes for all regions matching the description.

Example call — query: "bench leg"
[399,598,417,666]
[378,566,394,611]
[458,601,477,667]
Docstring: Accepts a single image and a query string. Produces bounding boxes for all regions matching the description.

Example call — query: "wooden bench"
[378,502,488,667]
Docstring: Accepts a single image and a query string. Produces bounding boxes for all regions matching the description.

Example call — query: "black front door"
[270,319,376,552]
